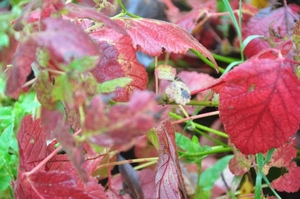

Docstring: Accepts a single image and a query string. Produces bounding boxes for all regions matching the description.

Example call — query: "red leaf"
[211,49,300,154]
[87,90,161,147]
[269,138,297,168]
[229,148,251,176]
[5,40,37,99]
[155,120,187,199]
[271,162,300,193]
[87,26,148,101]
[17,115,47,172]
[46,141,103,178]
[242,4,300,58]
[115,18,217,68]
[81,177,108,199]
[14,170,105,199]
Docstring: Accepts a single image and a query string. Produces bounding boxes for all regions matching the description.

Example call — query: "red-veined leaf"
[271,162,300,193]
[211,48,300,154]
[17,115,47,172]
[14,170,105,199]
[155,120,187,199]
[46,141,104,185]
[115,18,218,69]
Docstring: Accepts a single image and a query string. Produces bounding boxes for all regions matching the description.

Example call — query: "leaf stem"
[169,112,228,138]
[22,78,36,88]
[172,110,219,125]
[254,153,264,199]
[134,160,157,170]
[180,146,232,157]
[194,128,228,148]
[190,49,224,73]
[96,157,158,170]
[116,0,140,18]
[159,100,219,107]
[212,53,240,64]
[262,175,281,199]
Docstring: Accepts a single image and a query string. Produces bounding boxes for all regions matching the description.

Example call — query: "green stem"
[161,100,219,107]
[254,153,264,199]
[180,146,232,157]
[212,53,240,64]
[116,0,141,18]
[190,49,224,73]
[262,175,281,199]
[194,128,228,147]
[169,112,228,138]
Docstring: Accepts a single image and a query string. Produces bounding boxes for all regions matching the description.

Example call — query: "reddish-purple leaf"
[5,40,37,99]
[40,108,64,139]
[0,34,18,68]
[271,162,300,193]
[86,25,148,101]
[87,90,161,147]
[211,48,300,155]
[33,18,100,64]
[65,4,126,34]
[84,95,107,132]
[115,18,217,68]
[17,115,47,172]
[242,4,300,58]
[52,121,88,182]
[46,141,103,178]
[155,120,187,199]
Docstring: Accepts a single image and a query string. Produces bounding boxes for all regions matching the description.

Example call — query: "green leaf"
[0,124,14,152]
[0,166,11,191]
[176,133,202,153]
[51,74,72,102]
[0,33,9,48]
[97,77,132,93]
[199,155,233,191]
[0,107,14,128]
[67,56,99,73]
[147,128,159,149]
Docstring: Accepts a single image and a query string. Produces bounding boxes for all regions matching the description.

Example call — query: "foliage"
[1,0,300,199]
